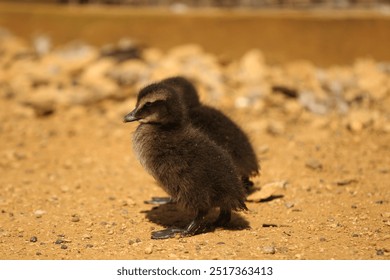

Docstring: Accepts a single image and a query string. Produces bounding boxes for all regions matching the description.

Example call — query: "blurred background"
[0,0,389,115]
[3,0,390,8]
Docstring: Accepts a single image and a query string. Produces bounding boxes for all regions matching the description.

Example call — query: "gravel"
[0,29,389,136]
[30,236,38,243]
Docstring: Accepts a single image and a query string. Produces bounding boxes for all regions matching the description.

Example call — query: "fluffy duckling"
[124,83,247,239]
[161,76,260,190]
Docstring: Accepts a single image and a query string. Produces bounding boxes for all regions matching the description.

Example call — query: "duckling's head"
[160,76,201,108]
[124,83,186,126]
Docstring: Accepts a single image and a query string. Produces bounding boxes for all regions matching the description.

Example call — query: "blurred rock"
[33,35,51,56]
[0,31,389,123]
[354,59,389,101]
[41,41,99,75]
[101,38,141,62]
[298,90,329,115]
[305,158,323,170]
[79,58,119,100]
[266,120,286,136]
[108,60,150,87]
[345,110,376,132]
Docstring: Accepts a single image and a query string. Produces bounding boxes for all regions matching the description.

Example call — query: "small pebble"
[129,238,142,245]
[266,120,285,136]
[71,216,80,222]
[82,234,92,240]
[34,210,45,218]
[376,249,384,256]
[144,246,153,254]
[55,239,63,244]
[262,246,276,254]
[36,252,42,256]
[86,244,94,248]
[305,159,323,170]
[285,202,295,209]
[381,212,390,218]
[319,237,326,242]
[61,244,68,250]
[336,178,358,186]
[30,236,38,243]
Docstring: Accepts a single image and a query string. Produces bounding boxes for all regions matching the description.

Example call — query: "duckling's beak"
[123,109,140,123]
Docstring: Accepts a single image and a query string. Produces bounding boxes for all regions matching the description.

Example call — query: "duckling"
[124,83,247,239]
[161,76,260,190]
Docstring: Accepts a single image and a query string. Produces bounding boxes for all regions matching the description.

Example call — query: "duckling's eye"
[144,102,152,107]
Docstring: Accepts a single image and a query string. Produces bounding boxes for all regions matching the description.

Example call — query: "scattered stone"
[34,210,46,218]
[319,237,326,242]
[71,216,80,222]
[345,110,375,132]
[376,249,384,256]
[305,158,323,170]
[82,234,92,240]
[55,239,63,244]
[257,145,269,155]
[30,236,38,243]
[336,178,358,186]
[263,223,278,228]
[262,246,276,254]
[382,212,390,218]
[86,244,94,248]
[129,238,142,245]
[266,120,286,136]
[61,244,68,250]
[144,246,153,254]
[285,202,295,209]
[36,252,42,256]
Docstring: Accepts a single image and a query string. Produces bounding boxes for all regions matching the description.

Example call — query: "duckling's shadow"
[143,204,250,233]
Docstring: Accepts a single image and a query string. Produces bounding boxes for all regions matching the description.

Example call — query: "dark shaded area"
[143,203,250,233]
[259,194,285,203]
[272,86,299,99]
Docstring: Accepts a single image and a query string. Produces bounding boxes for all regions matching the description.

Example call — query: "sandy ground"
[0,94,389,260]
[0,22,389,259]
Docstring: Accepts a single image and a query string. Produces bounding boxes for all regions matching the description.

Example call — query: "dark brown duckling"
[124,83,247,239]
[161,76,260,190]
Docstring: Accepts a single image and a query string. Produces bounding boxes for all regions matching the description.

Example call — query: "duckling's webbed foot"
[150,210,208,239]
[214,208,231,227]
[144,197,173,205]
[151,227,183,239]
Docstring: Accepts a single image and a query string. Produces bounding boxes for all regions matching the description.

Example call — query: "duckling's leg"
[144,196,173,205]
[181,209,208,236]
[151,209,208,239]
[214,208,231,227]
